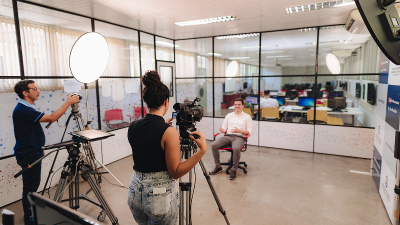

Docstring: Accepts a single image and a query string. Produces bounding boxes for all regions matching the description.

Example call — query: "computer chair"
[261,107,280,121]
[213,133,249,174]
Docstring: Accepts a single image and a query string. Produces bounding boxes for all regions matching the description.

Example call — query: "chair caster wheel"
[244,170,247,174]
[244,163,247,167]
[98,210,106,222]
[226,170,230,175]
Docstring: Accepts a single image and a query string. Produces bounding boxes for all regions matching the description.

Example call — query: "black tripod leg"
[198,159,230,225]
[41,114,73,195]
[41,150,59,195]
[81,165,119,225]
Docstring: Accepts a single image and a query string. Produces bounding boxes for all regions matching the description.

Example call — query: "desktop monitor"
[245,96,258,104]
[28,193,102,225]
[285,91,298,100]
[325,85,334,92]
[328,97,347,111]
[329,91,344,97]
[298,97,315,108]
[326,82,331,86]
[306,91,314,98]
[270,90,279,96]
[272,97,285,106]
[367,83,376,105]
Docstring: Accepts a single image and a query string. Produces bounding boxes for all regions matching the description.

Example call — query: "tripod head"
[70,93,82,113]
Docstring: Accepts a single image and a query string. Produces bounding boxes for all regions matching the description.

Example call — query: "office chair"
[261,107,280,121]
[104,109,130,129]
[243,107,252,117]
[213,133,249,174]
[307,109,328,124]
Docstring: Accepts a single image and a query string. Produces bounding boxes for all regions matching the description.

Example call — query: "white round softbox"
[225,61,239,80]
[326,53,341,74]
[69,32,109,83]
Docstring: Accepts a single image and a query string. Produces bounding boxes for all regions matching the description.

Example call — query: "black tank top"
[127,114,170,173]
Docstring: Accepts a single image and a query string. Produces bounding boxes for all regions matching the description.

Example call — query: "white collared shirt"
[221,111,252,137]
[260,98,279,108]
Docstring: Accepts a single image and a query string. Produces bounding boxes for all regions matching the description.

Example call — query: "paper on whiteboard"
[125,79,140,94]
[64,80,82,93]
[102,81,112,97]
[112,80,124,101]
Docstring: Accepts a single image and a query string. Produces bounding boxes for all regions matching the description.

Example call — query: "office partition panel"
[259,121,314,152]
[314,125,374,158]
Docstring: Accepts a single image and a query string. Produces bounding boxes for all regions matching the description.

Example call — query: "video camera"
[173,97,203,139]
[71,93,82,113]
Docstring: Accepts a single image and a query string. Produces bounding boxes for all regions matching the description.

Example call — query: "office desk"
[285,99,298,105]
[278,106,363,125]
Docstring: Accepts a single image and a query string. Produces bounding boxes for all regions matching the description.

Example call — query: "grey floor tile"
[0,145,391,225]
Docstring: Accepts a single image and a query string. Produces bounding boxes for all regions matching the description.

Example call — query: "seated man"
[209,98,252,180]
[260,90,279,108]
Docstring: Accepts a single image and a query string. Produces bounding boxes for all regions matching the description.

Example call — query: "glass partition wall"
[0,0,380,158]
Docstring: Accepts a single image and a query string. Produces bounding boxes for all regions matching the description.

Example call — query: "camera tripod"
[49,140,119,224]
[41,103,123,196]
[179,136,230,225]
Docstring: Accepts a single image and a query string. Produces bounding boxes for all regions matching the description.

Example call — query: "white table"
[278,106,363,125]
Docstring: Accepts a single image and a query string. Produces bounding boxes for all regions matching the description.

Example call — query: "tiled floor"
[0,141,391,224]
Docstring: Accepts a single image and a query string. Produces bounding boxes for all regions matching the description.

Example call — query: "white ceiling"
[0,0,375,67]
[13,0,358,39]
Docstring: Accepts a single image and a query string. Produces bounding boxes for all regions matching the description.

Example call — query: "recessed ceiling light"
[305,39,352,45]
[321,25,345,30]
[258,50,286,54]
[155,41,180,47]
[285,0,355,14]
[274,58,293,61]
[299,27,316,32]
[228,57,250,60]
[207,53,222,56]
[265,55,293,58]
[216,33,259,39]
[175,16,237,26]
[242,45,278,49]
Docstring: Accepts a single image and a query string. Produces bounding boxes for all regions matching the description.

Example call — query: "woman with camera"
[127,70,207,225]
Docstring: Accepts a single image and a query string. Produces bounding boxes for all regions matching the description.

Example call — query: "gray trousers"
[211,134,245,172]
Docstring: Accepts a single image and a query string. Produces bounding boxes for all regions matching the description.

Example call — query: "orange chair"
[104,109,130,129]
[213,133,249,174]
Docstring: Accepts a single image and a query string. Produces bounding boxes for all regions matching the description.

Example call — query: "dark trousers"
[16,156,42,225]
[211,135,245,172]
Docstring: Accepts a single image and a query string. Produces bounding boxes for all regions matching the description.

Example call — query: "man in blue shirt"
[13,80,80,225]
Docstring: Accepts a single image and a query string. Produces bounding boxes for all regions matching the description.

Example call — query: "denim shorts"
[127,170,179,225]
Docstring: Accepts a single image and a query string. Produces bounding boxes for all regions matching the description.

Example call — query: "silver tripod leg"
[95,157,124,187]
[81,165,119,225]
[53,162,71,202]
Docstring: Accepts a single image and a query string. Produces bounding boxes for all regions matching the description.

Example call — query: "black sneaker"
[209,166,222,175]
[229,171,236,180]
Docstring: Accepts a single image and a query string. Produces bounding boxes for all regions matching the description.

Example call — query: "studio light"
[69,32,109,84]
[326,53,341,74]
[225,61,238,80]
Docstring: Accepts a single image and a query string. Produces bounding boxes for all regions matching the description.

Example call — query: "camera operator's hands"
[219,126,226,133]
[66,94,80,105]
[190,131,207,151]
[165,117,173,126]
